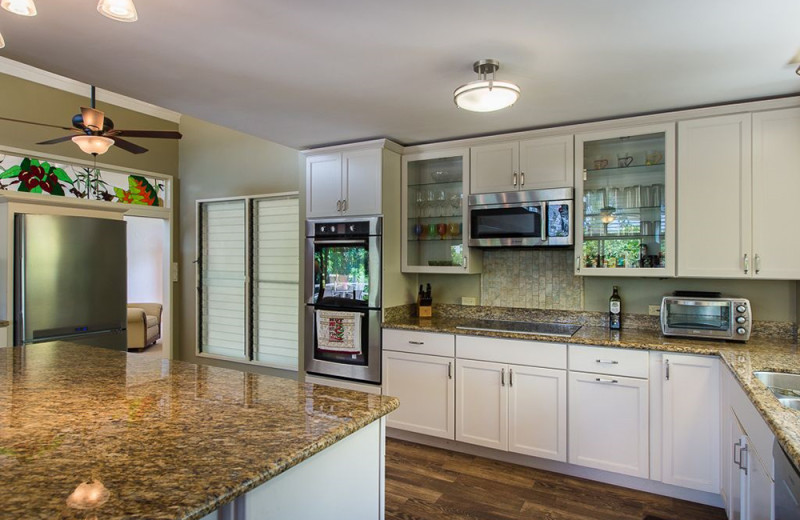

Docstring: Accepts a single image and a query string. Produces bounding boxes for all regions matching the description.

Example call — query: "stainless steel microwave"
[468,188,573,247]
[660,296,752,341]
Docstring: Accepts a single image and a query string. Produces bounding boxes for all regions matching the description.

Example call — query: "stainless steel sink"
[753,371,800,409]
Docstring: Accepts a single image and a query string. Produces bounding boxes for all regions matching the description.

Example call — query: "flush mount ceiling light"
[454,59,521,112]
[1,0,37,16]
[71,135,114,156]
[97,0,138,22]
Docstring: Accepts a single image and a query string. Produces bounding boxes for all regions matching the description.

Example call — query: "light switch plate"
[461,296,477,306]
[648,305,661,316]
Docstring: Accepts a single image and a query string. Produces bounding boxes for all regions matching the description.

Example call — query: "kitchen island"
[0,342,398,519]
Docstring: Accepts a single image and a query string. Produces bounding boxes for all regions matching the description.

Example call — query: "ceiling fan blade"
[0,116,74,131]
[36,135,77,145]
[112,129,183,139]
[81,107,105,132]
[110,136,148,154]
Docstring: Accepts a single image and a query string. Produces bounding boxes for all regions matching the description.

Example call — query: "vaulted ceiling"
[0,0,798,149]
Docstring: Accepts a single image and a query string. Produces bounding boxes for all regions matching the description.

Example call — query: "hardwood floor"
[385,439,727,520]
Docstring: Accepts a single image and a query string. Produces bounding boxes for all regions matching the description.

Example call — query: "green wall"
[178,115,301,376]
[0,74,179,175]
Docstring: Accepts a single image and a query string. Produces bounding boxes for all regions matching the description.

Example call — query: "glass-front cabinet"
[574,124,675,276]
[401,148,481,273]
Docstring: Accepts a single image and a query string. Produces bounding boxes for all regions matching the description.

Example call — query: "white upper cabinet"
[677,114,752,278]
[752,107,800,279]
[678,107,800,279]
[305,143,394,218]
[470,135,573,195]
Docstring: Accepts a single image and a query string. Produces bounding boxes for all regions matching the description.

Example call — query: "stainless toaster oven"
[660,296,751,341]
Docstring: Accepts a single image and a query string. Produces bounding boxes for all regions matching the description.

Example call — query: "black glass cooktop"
[455,319,581,338]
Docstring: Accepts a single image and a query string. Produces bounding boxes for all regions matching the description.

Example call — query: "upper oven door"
[306,235,381,309]
[469,202,546,247]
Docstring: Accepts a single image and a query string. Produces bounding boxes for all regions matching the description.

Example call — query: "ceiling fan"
[0,85,182,155]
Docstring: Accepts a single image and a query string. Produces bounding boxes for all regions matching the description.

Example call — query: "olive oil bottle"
[609,286,622,330]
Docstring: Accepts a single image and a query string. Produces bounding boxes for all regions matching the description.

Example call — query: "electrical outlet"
[648,305,661,316]
[461,296,477,306]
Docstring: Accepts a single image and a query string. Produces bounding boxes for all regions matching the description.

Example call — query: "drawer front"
[569,345,649,378]
[382,329,455,357]
[457,335,566,369]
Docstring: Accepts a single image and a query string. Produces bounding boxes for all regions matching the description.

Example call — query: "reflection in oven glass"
[314,245,369,305]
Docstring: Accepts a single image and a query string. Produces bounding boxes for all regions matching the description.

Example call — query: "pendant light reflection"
[454,59,521,112]
[1,0,37,16]
[97,0,138,22]
[599,206,616,224]
[72,135,114,156]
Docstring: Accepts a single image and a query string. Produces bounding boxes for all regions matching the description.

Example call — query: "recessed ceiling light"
[454,59,521,112]
[97,0,138,22]
[1,0,37,16]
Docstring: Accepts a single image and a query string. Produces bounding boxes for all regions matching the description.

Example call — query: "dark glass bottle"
[609,286,622,330]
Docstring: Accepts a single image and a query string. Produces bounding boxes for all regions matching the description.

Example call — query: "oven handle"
[541,201,548,242]
[313,239,369,246]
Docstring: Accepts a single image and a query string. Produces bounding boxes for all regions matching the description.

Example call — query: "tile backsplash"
[481,249,584,310]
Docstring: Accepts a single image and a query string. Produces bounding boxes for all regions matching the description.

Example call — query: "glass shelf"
[407,215,463,221]
[408,237,464,242]
[584,205,662,217]
[585,163,664,176]
[408,179,464,189]
[584,234,661,240]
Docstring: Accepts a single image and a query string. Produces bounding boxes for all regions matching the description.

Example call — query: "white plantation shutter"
[199,199,247,360]
[253,196,299,370]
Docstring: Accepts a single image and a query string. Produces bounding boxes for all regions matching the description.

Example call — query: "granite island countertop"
[0,342,398,520]
[383,315,800,471]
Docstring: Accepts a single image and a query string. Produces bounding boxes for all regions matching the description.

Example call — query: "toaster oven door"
[661,299,733,338]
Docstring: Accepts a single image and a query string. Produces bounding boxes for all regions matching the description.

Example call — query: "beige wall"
[0,74,179,175]
[178,115,301,376]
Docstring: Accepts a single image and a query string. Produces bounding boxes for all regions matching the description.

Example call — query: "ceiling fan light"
[1,0,37,16]
[72,135,114,155]
[97,0,138,22]
[454,80,521,112]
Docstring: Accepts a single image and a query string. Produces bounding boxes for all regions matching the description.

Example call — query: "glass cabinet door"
[402,148,479,273]
[574,124,675,276]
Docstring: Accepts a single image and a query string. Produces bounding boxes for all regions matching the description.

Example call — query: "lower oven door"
[304,305,381,384]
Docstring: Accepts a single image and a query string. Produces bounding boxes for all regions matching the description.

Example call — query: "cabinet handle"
[583,168,587,181]
[462,256,468,269]
[342,199,348,212]
[594,378,618,384]
[448,362,452,379]
[520,172,525,186]
[665,359,670,380]
[509,368,514,387]
[755,254,761,275]
[408,341,424,345]
[576,255,581,272]
[596,359,619,364]
[501,368,505,387]
[336,200,342,212]
[733,440,742,468]
[744,253,749,275]
[740,445,749,475]
[512,172,518,186]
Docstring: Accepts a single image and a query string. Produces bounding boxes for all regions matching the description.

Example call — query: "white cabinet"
[677,114,752,278]
[456,358,508,450]
[752,107,800,279]
[382,350,455,439]
[306,143,395,218]
[659,353,720,493]
[508,364,567,461]
[568,372,649,478]
[678,107,800,278]
[470,135,573,194]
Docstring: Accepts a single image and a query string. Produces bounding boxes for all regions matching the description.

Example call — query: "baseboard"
[387,428,724,508]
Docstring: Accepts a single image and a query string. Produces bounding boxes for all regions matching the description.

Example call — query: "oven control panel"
[313,221,372,237]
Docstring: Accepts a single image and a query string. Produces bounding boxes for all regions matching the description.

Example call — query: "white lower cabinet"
[568,372,649,478]
[660,353,720,493]
[456,359,508,450]
[382,350,455,439]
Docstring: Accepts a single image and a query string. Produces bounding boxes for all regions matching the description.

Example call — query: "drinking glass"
[437,223,447,240]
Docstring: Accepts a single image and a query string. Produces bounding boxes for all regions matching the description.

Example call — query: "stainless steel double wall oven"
[304,216,382,384]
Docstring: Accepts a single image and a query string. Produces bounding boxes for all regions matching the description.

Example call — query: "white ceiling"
[0,0,798,150]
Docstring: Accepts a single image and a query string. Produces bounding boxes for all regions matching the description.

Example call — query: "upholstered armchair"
[127,303,162,350]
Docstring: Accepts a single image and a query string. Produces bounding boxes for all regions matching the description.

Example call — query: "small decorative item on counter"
[417,284,432,318]
[609,285,622,330]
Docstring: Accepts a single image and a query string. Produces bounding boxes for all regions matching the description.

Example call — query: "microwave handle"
[541,201,548,242]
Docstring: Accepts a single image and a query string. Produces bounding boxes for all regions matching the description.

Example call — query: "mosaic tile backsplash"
[481,249,584,310]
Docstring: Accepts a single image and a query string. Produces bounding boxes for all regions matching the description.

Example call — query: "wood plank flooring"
[385,439,727,520]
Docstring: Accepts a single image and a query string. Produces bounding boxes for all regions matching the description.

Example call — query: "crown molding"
[0,57,182,124]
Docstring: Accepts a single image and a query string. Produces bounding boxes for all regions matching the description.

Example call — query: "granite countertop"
[383,315,800,471]
[0,342,398,520]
